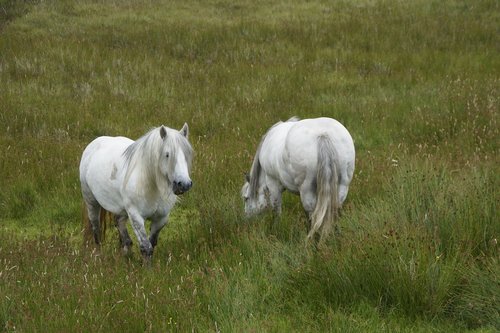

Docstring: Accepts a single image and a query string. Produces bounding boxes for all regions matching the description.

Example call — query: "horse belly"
[87,172,124,213]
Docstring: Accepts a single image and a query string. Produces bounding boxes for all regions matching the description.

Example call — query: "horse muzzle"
[173,180,192,195]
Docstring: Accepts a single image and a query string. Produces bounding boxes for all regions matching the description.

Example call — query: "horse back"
[81,136,133,166]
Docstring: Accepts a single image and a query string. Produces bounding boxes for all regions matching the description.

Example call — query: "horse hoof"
[142,256,152,268]
[121,246,132,257]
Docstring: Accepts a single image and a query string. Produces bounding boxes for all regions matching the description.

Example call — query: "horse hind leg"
[85,201,102,245]
[114,215,133,255]
[299,187,320,241]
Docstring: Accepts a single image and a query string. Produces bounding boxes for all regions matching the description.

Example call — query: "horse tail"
[82,202,93,245]
[308,134,339,242]
[81,202,111,245]
[98,209,111,242]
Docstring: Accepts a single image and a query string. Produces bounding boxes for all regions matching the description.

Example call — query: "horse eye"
[166,152,170,158]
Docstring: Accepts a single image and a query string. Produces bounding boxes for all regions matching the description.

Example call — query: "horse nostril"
[173,180,191,193]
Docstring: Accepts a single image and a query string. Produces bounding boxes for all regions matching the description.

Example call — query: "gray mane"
[123,128,160,168]
[248,116,299,198]
[248,140,263,199]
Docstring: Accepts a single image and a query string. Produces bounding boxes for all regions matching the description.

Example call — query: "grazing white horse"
[80,124,193,261]
[241,117,355,241]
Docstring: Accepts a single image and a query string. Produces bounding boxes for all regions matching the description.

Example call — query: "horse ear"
[245,173,250,182]
[160,126,167,140]
[180,123,189,138]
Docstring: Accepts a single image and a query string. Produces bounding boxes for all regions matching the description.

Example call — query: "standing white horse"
[80,124,193,261]
[241,117,355,241]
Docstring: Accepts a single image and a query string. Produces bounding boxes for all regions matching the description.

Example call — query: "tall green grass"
[1,0,498,331]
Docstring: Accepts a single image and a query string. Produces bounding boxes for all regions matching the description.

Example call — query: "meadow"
[0,0,498,331]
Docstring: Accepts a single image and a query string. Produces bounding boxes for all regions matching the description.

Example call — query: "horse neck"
[249,155,266,198]
[127,143,172,199]
[154,169,172,197]
[134,165,173,202]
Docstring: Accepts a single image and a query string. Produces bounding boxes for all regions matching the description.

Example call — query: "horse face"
[159,126,193,195]
[241,179,268,216]
[170,147,192,195]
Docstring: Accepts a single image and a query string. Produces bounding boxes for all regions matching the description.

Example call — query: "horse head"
[241,172,269,216]
[158,123,193,195]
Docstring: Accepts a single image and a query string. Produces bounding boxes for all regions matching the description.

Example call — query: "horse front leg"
[270,192,283,230]
[150,215,169,249]
[266,179,283,220]
[127,211,153,263]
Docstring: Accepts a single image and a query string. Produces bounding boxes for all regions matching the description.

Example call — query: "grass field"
[0,0,498,331]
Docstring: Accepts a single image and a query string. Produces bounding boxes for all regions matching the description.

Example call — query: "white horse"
[241,117,355,241]
[79,124,193,261]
